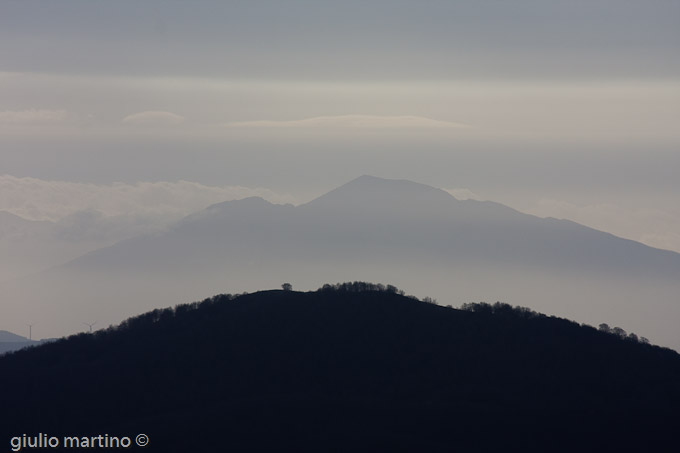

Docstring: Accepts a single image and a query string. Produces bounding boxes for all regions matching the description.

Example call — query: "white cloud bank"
[122,111,185,126]
[0,175,298,222]
[226,115,468,129]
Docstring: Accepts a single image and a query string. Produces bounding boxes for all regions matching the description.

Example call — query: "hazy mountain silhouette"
[0,329,40,355]
[0,209,168,283]
[0,329,28,342]
[66,175,680,276]
[0,211,56,282]
[2,286,678,451]
[4,176,680,348]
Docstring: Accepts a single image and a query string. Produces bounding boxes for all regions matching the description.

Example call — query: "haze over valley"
[3,176,679,352]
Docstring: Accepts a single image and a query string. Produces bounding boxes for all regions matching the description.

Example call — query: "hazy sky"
[1,1,679,251]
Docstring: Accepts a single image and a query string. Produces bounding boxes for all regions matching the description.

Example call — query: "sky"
[1,0,679,251]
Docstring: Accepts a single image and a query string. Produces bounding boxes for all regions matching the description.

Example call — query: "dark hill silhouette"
[2,284,678,451]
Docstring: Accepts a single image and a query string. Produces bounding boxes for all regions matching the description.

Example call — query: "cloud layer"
[122,111,185,126]
[3,1,678,79]
[226,115,468,129]
[0,175,297,222]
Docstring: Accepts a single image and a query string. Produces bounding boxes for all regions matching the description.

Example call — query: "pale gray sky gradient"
[1,0,679,251]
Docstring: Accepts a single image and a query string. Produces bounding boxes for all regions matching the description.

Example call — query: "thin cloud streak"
[122,111,185,126]
[0,109,69,124]
[226,115,469,130]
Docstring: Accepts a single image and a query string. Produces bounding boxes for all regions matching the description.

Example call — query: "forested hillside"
[2,284,678,451]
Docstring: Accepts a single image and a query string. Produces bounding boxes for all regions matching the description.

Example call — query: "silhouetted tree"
[612,327,627,338]
[282,283,293,291]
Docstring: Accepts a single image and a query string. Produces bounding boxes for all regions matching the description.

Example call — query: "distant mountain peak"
[343,175,446,192]
[177,196,276,223]
[0,330,29,342]
[304,175,455,210]
[205,196,273,211]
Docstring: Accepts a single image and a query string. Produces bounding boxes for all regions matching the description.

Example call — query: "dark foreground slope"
[2,286,679,452]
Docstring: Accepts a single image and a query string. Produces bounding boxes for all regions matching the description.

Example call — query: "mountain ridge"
[32,176,680,273]
[4,176,679,348]
[0,329,28,342]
